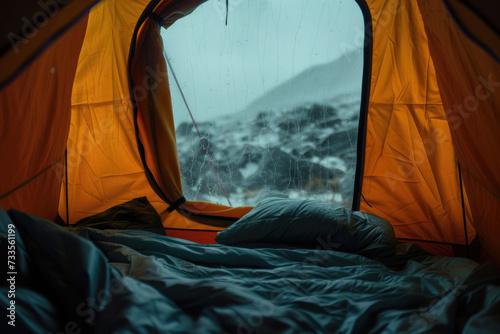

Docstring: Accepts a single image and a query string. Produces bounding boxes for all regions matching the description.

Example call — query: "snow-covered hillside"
[174,51,363,208]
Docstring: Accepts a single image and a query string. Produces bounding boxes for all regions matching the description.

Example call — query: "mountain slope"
[245,48,363,117]
[175,48,364,207]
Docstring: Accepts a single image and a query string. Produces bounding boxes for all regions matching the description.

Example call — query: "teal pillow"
[215,198,395,257]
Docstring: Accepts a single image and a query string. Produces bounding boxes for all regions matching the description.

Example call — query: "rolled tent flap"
[0,14,88,221]
[418,0,500,265]
[130,0,253,230]
[129,1,184,206]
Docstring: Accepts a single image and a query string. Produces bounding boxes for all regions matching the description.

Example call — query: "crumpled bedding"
[1,205,500,334]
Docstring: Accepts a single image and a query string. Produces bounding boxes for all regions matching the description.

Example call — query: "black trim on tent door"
[127,0,175,208]
[128,0,237,226]
[352,0,373,211]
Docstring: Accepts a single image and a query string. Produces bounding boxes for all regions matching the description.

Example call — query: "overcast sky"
[161,0,364,124]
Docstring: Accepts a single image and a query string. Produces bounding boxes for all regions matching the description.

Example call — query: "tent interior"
[1,0,500,332]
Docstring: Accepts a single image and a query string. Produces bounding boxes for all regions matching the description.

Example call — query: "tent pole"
[458,161,469,258]
[65,148,69,226]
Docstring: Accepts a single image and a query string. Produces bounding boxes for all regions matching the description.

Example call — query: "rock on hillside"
[176,102,359,207]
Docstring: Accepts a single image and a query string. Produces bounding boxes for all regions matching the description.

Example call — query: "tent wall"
[59,0,171,224]
[418,0,500,265]
[0,15,88,221]
[357,0,474,255]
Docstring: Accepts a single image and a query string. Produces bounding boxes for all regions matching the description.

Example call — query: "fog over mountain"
[162,0,364,123]
[245,49,363,117]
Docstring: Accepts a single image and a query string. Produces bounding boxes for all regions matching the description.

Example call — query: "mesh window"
[162,0,364,208]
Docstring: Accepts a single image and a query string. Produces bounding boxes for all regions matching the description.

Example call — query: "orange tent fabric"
[59,0,171,224]
[359,0,474,256]
[418,0,500,266]
[0,15,88,221]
